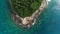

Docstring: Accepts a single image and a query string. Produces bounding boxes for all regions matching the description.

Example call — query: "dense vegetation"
[11,0,43,18]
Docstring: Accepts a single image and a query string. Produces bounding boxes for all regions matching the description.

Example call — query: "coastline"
[9,0,50,29]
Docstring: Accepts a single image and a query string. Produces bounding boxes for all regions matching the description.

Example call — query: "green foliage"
[11,0,43,18]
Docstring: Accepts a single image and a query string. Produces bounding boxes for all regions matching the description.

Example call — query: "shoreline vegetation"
[9,0,51,29]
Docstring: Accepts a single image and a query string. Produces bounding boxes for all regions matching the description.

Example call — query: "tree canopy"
[11,0,43,18]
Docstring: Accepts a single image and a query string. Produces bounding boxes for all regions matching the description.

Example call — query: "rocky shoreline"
[9,0,51,29]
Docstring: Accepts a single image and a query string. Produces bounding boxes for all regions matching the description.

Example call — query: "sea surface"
[0,0,60,34]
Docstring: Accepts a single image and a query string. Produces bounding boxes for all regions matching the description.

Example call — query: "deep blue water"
[0,0,60,34]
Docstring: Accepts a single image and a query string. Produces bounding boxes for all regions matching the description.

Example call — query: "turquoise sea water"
[0,0,60,34]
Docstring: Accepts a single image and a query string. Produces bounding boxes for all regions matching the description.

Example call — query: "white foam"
[46,0,51,5]
[46,0,51,2]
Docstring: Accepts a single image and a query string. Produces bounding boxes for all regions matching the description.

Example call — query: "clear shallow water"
[0,0,60,34]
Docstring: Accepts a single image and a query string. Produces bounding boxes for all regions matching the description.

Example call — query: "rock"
[22,17,30,25]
